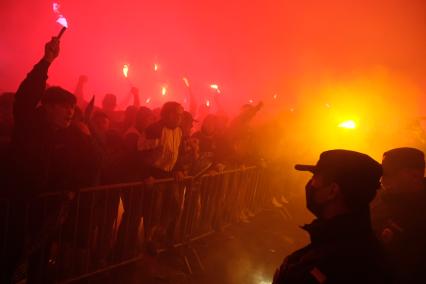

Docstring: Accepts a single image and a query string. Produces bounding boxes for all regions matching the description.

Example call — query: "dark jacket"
[8,59,98,198]
[192,130,216,158]
[273,210,392,284]
[371,182,426,283]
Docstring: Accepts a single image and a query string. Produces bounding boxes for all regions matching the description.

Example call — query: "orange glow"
[282,70,425,162]
[206,100,211,107]
[154,63,158,71]
[145,97,151,104]
[161,86,167,96]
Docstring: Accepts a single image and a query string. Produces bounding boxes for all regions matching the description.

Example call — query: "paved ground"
[81,207,310,284]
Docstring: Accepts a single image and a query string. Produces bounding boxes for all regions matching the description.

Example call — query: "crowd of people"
[1,36,426,284]
[0,37,265,283]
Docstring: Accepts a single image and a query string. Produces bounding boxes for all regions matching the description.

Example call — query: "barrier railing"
[0,166,270,283]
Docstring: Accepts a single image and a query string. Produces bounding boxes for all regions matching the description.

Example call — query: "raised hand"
[43,37,60,63]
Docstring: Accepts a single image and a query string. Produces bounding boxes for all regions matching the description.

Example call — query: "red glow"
[0,0,425,116]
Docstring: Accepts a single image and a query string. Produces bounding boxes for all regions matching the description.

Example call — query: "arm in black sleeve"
[13,59,51,127]
[188,88,198,117]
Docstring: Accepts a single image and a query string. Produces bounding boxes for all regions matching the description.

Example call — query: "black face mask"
[305,180,325,218]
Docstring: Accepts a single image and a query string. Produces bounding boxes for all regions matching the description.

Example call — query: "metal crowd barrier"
[0,166,270,283]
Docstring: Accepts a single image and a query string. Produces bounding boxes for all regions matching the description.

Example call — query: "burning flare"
[52,2,68,28]
[183,77,190,87]
[56,15,68,28]
[210,84,220,93]
[338,120,356,129]
[122,64,129,78]
[162,86,167,96]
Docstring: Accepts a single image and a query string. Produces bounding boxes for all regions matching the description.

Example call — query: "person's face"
[216,116,228,133]
[124,107,138,123]
[381,165,424,194]
[102,95,117,112]
[181,119,194,136]
[45,103,75,129]
[305,173,339,218]
[94,117,110,134]
[136,113,155,131]
[202,118,217,136]
[164,106,183,129]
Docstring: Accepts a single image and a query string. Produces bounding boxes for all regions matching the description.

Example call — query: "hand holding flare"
[53,2,68,38]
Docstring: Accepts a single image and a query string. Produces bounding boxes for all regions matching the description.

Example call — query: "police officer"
[273,150,392,284]
[372,147,426,283]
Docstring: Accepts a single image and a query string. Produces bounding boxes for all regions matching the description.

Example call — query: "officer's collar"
[302,209,372,245]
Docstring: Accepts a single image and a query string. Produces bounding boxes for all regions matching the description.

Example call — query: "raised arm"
[131,87,141,108]
[14,37,60,126]
[74,75,88,108]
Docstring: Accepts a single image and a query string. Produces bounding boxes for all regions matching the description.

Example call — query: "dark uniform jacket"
[273,211,392,284]
[371,182,426,283]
